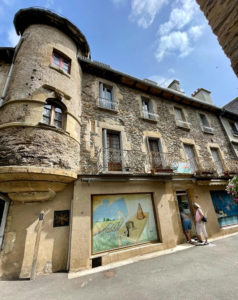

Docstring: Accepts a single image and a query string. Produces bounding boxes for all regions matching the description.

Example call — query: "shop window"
[199,113,213,134]
[52,50,71,74]
[99,83,116,110]
[92,193,158,254]
[42,99,65,129]
[102,129,122,171]
[141,97,157,121]
[147,138,165,171]
[183,144,198,173]
[0,195,10,249]
[229,121,238,136]
[210,190,238,227]
[174,107,190,129]
[210,148,223,175]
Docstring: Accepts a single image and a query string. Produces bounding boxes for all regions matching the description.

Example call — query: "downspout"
[0,34,25,106]
[66,196,73,272]
[219,113,237,158]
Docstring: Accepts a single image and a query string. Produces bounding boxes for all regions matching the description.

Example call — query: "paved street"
[1,234,238,300]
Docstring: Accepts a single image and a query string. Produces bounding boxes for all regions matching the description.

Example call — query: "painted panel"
[92,193,158,254]
[172,162,191,174]
[210,190,238,227]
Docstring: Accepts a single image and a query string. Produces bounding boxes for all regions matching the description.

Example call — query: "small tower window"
[42,100,65,129]
[52,50,71,74]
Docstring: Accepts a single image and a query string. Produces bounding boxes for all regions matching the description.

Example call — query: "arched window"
[42,99,66,129]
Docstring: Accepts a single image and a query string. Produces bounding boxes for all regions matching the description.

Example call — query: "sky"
[0,0,237,107]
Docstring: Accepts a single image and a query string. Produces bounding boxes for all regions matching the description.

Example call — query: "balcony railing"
[172,157,198,174]
[142,110,158,121]
[97,97,117,110]
[148,151,174,173]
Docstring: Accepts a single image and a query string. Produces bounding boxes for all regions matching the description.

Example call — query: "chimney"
[168,80,183,93]
[192,88,213,104]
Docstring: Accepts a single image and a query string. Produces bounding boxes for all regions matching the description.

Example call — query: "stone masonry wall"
[196,0,238,77]
[0,127,79,171]
[80,73,235,174]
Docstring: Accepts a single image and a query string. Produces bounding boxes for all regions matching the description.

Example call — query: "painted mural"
[92,193,158,254]
[210,190,238,227]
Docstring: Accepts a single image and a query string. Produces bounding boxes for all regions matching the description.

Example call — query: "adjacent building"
[0,8,238,279]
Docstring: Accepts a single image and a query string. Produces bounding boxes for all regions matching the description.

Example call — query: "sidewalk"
[1,233,238,300]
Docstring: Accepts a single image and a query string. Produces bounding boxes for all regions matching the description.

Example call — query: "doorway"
[176,191,196,238]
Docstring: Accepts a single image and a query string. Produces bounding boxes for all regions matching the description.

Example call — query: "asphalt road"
[1,234,238,300]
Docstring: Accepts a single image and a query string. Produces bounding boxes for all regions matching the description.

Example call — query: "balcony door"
[184,144,198,173]
[211,148,223,175]
[148,138,164,171]
[104,130,122,171]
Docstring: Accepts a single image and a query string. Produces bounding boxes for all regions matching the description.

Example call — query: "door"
[176,191,196,238]
[149,139,163,171]
[106,132,122,171]
[184,144,197,173]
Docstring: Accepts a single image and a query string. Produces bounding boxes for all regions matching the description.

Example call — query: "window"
[174,107,189,129]
[52,50,71,74]
[229,122,238,136]
[99,83,116,110]
[184,144,198,173]
[141,97,157,121]
[42,100,64,128]
[199,113,213,133]
[233,143,238,157]
[210,148,223,175]
[147,138,165,170]
[102,129,122,171]
[0,195,10,249]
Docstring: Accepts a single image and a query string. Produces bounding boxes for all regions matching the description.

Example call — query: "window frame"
[199,113,213,134]
[42,99,65,129]
[210,147,224,176]
[141,97,158,121]
[174,107,190,130]
[102,129,124,172]
[146,137,166,170]
[98,82,116,111]
[229,121,238,137]
[51,50,71,74]
[183,144,198,173]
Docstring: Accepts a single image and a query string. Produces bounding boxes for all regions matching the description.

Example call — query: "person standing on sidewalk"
[193,202,209,245]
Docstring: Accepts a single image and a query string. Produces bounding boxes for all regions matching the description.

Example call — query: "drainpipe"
[219,113,237,159]
[66,196,74,272]
[0,34,25,106]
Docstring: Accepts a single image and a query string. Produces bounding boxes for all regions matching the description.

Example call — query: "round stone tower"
[0,8,90,202]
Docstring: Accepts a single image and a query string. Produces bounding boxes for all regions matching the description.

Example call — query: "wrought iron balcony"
[97,97,117,111]
[148,151,174,173]
[172,157,198,174]
[141,110,158,121]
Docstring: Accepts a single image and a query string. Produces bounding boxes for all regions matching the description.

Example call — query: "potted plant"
[226,176,238,202]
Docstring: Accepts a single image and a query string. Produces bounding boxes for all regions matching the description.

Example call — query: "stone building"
[0,8,238,279]
[196,0,238,77]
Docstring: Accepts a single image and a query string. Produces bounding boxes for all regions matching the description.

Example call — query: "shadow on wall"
[0,184,72,279]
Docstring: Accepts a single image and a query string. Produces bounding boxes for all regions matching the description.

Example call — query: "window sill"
[140,116,157,123]
[49,64,71,78]
[97,105,118,113]
[38,122,68,134]
[175,122,190,131]
[202,128,214,134]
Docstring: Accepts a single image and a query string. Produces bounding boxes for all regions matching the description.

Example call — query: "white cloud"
[45,0,54,9]
[129,0,168,28]
[156,31,192,61]
[189,25,204,41]
[159,0,199,35]
[8,27,19,46]
[148,75,173,87]
[111,0,127,5]
[168,68,175,74]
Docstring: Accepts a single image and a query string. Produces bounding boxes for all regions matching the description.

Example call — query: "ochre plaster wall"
[69,179,182,272]
[0,184,73,279]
